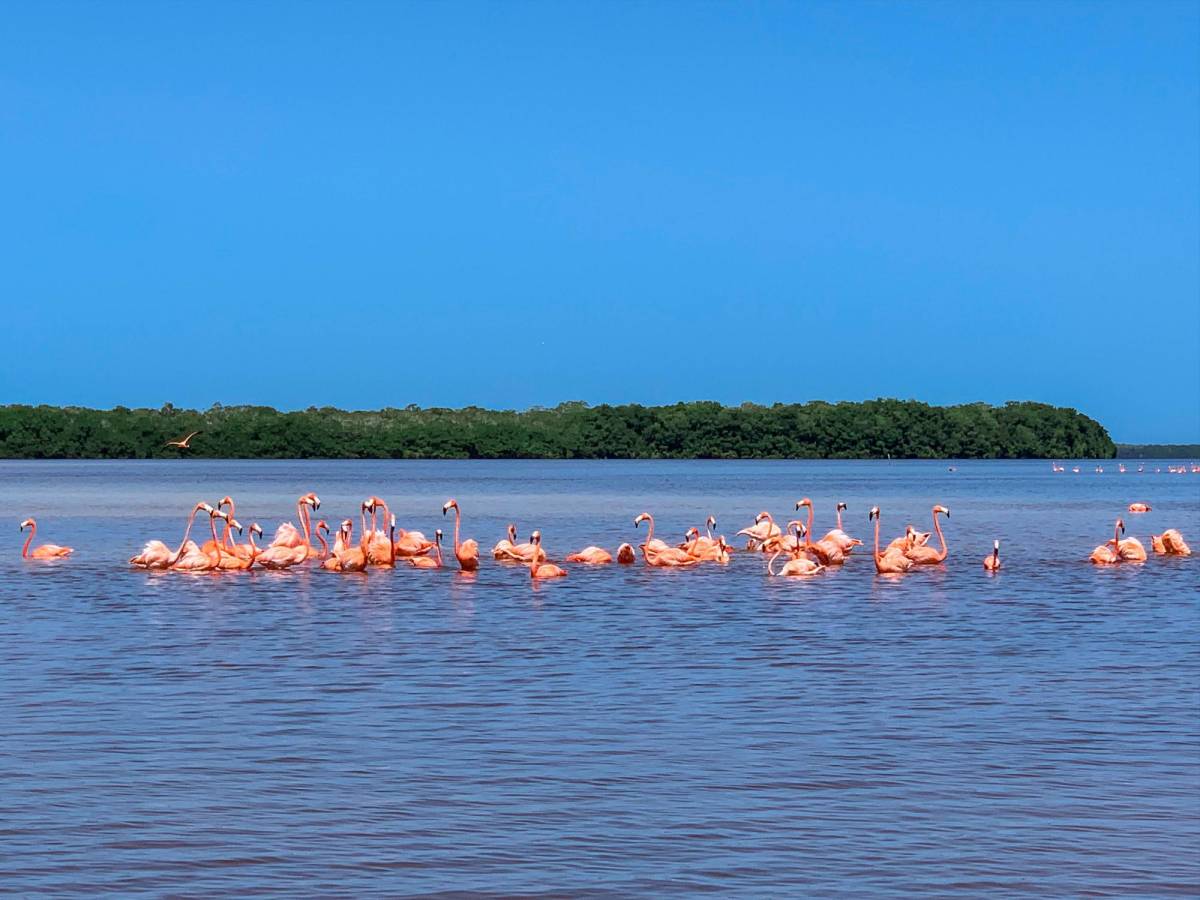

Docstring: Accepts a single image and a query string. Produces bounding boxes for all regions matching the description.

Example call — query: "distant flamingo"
[164,431,200,450]
[616,543,636,564]
[130,501,209,569]
[528,531,567,579]
[442,499,479,571]
[983,540,1000,571]
[409,528,445,569]
[1089,519,1123,565]
[634,513,700,567]
[19,518,74,560]
[905,506,950,565]
[1127,503,1151,513]
[869,507,913,574]
[566,545,614,564]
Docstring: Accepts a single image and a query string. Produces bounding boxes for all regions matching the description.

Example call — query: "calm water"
[1,459,1197,896]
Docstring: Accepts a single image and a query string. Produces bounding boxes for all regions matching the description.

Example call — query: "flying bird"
[164,431,201,449]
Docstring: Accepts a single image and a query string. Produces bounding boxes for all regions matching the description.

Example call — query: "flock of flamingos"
[17,492,1192,576]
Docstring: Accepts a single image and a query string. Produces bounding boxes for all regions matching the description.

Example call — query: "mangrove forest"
[0,400,1116,460]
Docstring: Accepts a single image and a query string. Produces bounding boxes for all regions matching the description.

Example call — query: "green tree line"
[0,400,1115,460]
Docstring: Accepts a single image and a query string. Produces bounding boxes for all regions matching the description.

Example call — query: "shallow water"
[1,459,1197,895]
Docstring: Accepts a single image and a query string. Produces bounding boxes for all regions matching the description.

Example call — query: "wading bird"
[164,431,201,450]
[869,507,913,574]
[443,499,479,571]
[905,506,950,565]
[409,528,445,569]
[528,531,567,579]
[983,540,1000,571]
[19,518,74,560]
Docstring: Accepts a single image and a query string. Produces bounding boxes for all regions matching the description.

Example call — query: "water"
[1,459,1197,895]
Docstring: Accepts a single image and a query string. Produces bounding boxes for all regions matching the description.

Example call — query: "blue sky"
[1,2,1196,441]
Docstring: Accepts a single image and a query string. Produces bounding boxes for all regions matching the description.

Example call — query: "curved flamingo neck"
[873,514,883,570]
[932,509,948,560]
[316,529,328,560]
[836,506,844,531]
[529,542,538,577]
[434,534,443,567]
[768,550,780,576]
[804,504,814,547]
[207,515,222,560]
[453,506,462,555]
[248,530,260,555]
[508,524,517,543]
[172,506,204,564]
[298,499,313,548]
[21,523,34,558]
[388,520,396,565]
[221,501,237,550]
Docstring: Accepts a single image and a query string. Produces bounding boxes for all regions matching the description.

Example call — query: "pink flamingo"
[492,524,518,559]
[566,545,614,564]
[409,528,445,569]
[634,513,700,567]
[737,511,781,550]
[795,498,845,565]
[442,499,479,571]
[983,540,1000,571]
[905,506,950,565]
[528,531,567,579]
[1152,529,1191,556]
[1089,519,1123,565]
[270,493,321,557]
[821,502,862,554]
[130,502,209,569]
[321,519,369,573]
[1115,519,1147,563]
[172,507,225,572]
[616,543,637,564]
[18,518,74,560]
[1128,503,1151,513]
[869,507,913,574]
[366,497,435,558]
[767,525,824,576]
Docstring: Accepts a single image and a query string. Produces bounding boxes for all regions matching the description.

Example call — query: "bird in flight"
[164,431,201,450]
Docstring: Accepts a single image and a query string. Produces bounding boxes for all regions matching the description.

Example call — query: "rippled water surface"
[2,459,1198,895]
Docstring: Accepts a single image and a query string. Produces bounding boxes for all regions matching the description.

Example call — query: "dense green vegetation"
[1116,444,1200,459]
[0,400,1115,459]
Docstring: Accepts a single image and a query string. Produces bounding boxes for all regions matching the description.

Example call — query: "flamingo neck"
[933,510,947,560]
[299,500,313,548]
[388,520,396,565]
[805,504,813,547]
[208,516,222,560]
[222,502,237,550]
[768,550,780,576]
[873,515,883,570]
[453,506,462,554]
[434,535,443,567]
[316,530,328,560]
[21,523,34,558]
[172,507,203,564]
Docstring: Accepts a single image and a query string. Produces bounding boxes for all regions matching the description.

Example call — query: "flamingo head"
[836,502,847,512]
[993,539,1000,552]
[707,515,717,529]
[868,507,880,521]
[530,530,542,545]
[507,523,517,540]
[18,518,33,531]
[634,513,650,528]
[1116,518,1125,533]
[434,528,443,543]
[755,511,771,524]
[228,518,244,534]
[685,527,699,540]
[934,505,950,518]
[250,523,263,538]
[443,499,458,515]
[389,515,396,531]
[301,493,320,510]
[316,520,329,535]
[198,502,215,515]
[361,499,373,514]
[718,535,728,552]
[795,498,812,510]
[218,496,233,511]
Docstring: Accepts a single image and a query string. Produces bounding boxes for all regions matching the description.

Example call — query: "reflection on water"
[0,459,1197,894]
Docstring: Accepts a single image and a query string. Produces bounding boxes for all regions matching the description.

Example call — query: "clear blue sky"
[2,2,1197,442]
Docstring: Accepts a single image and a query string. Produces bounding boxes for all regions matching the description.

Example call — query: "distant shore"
[1115,444,1200,459]
[0,400,1116,460]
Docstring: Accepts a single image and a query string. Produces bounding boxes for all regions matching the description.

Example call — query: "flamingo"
[566,545,614,564]
[616,543,637,564]
[983,540,1000,571]
[361,498,395,566]
[409,528,445,569]
[321,519,369,573]
[1154,529,1191,556]
[270,493,321,556]
[737,511,781,550]
[905,506,950,565]
[442,499,479,571]
[821,502,862,554]
[713,536,731,564]
[367,496,435,558]
[172,506,225,572]
[767,529,824,576]
[634,513,700,567]
[492,524,518,559]
[681,516,720,555]
[1128,503,1151,513]
[869,507,913,574]
[499,529,547,563]
[528,531,567,579]
[201,495,238,555]
[130,501,209,568]
[214,515,262,570]
[795,498,845,565]
[164,431,200,449]
[18,518,74,560]
[1114,518,1147,563]
[1089,519,1123,565]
